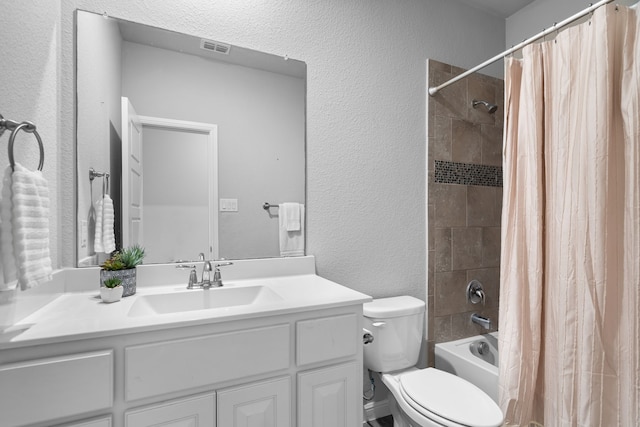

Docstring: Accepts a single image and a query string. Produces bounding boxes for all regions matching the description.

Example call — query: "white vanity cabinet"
[125,393,215,427]
[217,376,291,426]
[0,350,114,427]
[295,314,360,427]
[0,304,363,427]
[59,416,113,427]
[298,362,359,427]
[124,376,291,427]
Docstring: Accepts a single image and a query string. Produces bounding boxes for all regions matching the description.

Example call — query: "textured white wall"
[2,0,506,302]
[62,0,505,301]
[506,0,594,47]
[506,0,638,48]
[0,1,60,268]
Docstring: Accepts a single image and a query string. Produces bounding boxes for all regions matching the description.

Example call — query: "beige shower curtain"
[499,4,640,426]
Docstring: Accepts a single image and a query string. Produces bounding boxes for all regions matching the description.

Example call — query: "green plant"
[103,277,122,288]
[119,244,146,268]
[101,245,146,270]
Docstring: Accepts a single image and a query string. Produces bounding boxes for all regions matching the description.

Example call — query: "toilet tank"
[363,296,425,373]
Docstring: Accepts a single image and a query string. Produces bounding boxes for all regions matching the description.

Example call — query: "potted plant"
[100,277,123,303]
[100,244,145,297]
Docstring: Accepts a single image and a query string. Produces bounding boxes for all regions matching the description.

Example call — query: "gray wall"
[3,1,505,305]
[121,41,305,260]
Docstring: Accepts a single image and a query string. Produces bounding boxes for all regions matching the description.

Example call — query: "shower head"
[472,99,498,114]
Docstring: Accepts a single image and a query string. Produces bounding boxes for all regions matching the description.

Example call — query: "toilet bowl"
[363,296,503,427]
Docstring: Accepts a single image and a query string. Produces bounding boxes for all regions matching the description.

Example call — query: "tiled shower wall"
[427,59,504,361]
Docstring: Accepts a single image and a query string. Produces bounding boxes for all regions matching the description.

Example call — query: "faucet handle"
[188,269,198,288]
[210,262,233,287]
[176,264,199,289]
[176,264,196,269]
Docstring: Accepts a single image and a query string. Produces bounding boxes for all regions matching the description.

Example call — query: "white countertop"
[0,274,371,349]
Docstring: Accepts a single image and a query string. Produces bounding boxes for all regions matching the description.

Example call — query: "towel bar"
[263,202,304,210]
[0,114,37,137]
[4,120,44,172]
[89,167,110,181]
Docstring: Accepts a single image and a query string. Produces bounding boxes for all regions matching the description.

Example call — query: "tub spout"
[471,313,491,330]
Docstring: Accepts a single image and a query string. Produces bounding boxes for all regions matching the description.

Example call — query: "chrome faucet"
[471,313,491,330]
[198,252,206,282]
[201,261,213,287]
[180,260,233,289]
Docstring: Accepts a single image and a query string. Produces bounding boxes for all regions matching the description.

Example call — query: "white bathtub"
[434,332,499,403]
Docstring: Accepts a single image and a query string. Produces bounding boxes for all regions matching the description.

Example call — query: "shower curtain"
[499,4,640,426]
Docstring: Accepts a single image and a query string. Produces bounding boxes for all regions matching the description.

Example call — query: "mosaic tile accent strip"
[434,160,503,187]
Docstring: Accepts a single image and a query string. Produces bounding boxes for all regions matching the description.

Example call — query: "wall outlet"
[220,198,238,212]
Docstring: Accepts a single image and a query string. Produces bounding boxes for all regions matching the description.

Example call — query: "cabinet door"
[60,416,112,427]
[298,362,359,427]
[125,392,215,427]
[217,376,291,427]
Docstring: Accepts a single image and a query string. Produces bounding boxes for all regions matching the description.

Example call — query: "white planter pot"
[100,286,123,303]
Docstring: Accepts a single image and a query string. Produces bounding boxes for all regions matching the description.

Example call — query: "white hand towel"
[281,202,301,231]
[101,195,116,253]
[279,203,304,257]
[94,198,104,253]
[1,163,52,290]
[0,167,17,291]
[94,194,116,254]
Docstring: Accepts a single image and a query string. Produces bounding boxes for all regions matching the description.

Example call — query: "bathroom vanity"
[0,257,370,427]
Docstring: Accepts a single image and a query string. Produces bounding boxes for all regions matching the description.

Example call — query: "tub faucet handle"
[467,279,486,305]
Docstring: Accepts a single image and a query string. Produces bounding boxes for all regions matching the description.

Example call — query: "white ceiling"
[454,0,537,18]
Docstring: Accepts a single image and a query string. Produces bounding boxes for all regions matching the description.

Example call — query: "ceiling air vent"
[200,39,231,55]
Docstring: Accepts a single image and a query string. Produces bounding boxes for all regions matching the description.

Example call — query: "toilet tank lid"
[364,296,425,318]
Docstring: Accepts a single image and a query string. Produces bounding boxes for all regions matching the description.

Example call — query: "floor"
[366,415,394,427]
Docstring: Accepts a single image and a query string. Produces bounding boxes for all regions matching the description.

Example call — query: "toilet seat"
[398,368,503,427]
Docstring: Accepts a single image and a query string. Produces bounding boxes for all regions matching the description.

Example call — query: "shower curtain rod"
[428,0,614,96]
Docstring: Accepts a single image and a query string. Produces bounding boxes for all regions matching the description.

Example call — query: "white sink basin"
[128,286,283,317]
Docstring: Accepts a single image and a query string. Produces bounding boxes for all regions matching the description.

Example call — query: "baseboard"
[363,398,391,424]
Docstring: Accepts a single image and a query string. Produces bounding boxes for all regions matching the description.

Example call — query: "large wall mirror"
[76,10,306,267]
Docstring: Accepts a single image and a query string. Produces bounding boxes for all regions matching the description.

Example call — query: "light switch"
[220,198,238,212]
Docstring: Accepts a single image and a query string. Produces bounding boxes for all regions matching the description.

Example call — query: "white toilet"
[363,296,503,427]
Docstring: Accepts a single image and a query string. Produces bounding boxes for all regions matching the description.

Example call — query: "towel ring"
[8,122,44,171]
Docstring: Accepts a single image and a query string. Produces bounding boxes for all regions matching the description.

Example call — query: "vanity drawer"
[125,324,290,401]
[296,313,358,366]
[0,350,113,426]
